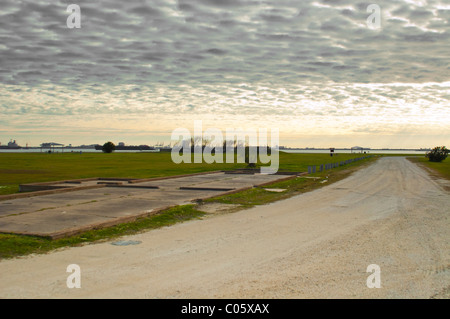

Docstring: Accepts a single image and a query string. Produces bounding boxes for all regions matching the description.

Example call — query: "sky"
[0,0,449,149]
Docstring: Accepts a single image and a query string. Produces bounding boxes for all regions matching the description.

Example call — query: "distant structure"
[40,142,65,153]
[154,142,172,152]
[351,146,370,153]
[8,140,20,148]
[78,144,97,149]
[0,139,21,149]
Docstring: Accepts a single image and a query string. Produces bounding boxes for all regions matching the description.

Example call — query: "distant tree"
[102,141,115,153]
[425,146,449,162]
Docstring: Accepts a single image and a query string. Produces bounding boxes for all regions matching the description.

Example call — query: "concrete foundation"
[0,171,301,239]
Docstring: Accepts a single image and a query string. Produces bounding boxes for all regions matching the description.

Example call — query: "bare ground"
[0,157,448,298]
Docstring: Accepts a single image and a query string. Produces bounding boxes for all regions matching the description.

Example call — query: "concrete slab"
[0,210,116,237]
[0,191,111,217]
[0,171,302,239]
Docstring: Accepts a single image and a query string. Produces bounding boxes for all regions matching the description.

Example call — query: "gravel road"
[0,156,449,298]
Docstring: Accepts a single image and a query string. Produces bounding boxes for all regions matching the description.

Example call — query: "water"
[0,148,160,153]
[281,149,428,155]
[0,148,427,155]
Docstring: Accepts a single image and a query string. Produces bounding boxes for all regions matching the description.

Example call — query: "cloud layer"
[0,0,449,147]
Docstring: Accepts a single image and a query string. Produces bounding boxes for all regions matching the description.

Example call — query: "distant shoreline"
[0,148,429,155]
[281,148,431,151]
[0,146,431,151]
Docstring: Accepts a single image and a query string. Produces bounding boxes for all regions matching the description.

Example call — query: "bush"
[102,141,115,153]
[425,146,449,162]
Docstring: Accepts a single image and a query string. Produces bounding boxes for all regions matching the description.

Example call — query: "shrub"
[425,146,449,162]
[102,141,115,153]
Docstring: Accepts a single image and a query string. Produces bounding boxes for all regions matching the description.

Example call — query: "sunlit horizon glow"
[1,0,449,149]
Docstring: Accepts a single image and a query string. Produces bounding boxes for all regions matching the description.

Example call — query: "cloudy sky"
[1,0,449,148]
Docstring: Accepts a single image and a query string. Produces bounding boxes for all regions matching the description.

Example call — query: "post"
[330,147,335,157]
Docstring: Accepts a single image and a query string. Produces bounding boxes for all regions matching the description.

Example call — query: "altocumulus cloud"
[0,0,449,147]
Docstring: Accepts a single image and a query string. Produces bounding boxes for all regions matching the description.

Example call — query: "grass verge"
[406,156,450,181]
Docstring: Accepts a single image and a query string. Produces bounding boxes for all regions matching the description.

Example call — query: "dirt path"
[0,157,449,298]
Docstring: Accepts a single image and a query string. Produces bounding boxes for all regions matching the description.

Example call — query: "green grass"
[0,204,205,259]
[407,155,450,180]
[0,151,373,196]
[0,152,245,196]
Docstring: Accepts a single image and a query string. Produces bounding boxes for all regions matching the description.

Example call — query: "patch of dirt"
[263,188,287,192]
[195,202,243,214]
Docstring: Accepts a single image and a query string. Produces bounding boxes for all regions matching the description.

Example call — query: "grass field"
[0,152,240,195]
[0,151,381,259]
[0,151,373,196]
